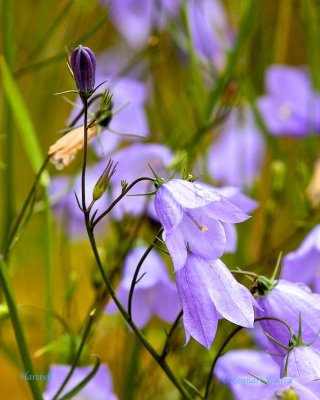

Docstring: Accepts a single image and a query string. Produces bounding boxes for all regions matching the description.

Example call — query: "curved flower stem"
[127,228,163,321]
[204,326,243,399]
[160,310,183,360]
[81,96,88,212]
[0,258,42,400]
[52,309,96,400]
[85,225,192,400]
[3,155,51,260]
[92,176,155,228]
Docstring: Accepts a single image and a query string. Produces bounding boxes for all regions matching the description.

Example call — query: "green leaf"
[0,56,48,185]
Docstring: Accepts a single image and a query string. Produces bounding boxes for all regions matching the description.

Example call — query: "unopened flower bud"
[70,45,96,96]
[92,159,117,201]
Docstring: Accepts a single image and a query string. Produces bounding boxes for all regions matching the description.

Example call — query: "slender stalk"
[0,258,42,400]
[273,0,291,64]
[2,0,15,248]
[52,309,96,400]
[160,310,183,360]
[81,96,88,212]
[92,176,155,228]
[3,156,50,260]
[127,228,163,321]
[204,326,242,399]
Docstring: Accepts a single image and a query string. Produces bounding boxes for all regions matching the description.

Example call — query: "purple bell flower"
[255,279,320,362]
[70,45,96,96]
[175,255,256,349]
[105,246,181,328]
[207,108,265,188]
[214,349,280,399]
[43,363,118,400]
[154,179,250,271]
[257,65,320,136]
[257,379,320,400]
[282,225,320,293]
[282,346,320,380]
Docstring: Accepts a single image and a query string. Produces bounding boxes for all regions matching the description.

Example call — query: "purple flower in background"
[154,179,250,271]
[282,225,320,293]
[176,255,256,349]
[258,379,320,400]
[49,161,110,239]
[102,0,179,49]
[255,279,320,362]
[187,0,233,70]
[207,108,265,188]
[214,349,280,399]
[282,346,320,380]
[43,364,118,400]
[111,143,173,220]
[258,65,320,136]
[105,246,181,328]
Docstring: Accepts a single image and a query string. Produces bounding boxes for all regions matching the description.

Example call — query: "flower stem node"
[70,45,96,98]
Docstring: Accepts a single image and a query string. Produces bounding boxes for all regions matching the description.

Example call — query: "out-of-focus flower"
[175,255,256,349]
[282,346,320,380]
[111,143,172,220]
[207,108,265,188]
[255,279,320,362]
[282,225,320,293]
[257,379,320,400]
[48,125,97,170]
[154,179,250,271]
[43,363,118,400]
[101,0,179,49]
[187,0,233,70]
[49,161,110,239]
[214,349,280,399]
[105,246,181,328]
[70,45,96,96]
[257,65,320,136]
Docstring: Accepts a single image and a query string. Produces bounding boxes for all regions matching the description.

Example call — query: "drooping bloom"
[105,246,181,328]
[207,108,265,188]
[257,65,320,136]
[101,0,179,49]
[70,45,96,96]
[255,279,320,361]
[154,179,250,271]
[187,0,233,70]
[214,349,280,399]
[282,225,320,293]
[282,346,320,380]
[43,364,118,400]
[175,254,256,349]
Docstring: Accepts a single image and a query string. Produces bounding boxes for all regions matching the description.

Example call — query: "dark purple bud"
[70,45,96,96]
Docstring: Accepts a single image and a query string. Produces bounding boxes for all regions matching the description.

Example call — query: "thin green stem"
[160,310,183,360]
[127,228,163,321]
[81,96,88,212]
[52,309,96,400]
[92,177,155,228]
[2,0,15,248]
[0,258,42,400]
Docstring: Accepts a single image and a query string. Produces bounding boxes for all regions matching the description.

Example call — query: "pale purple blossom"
[282,346,320,380]
[154,179,250,271]
[175,254,256,349]
[43,364,118,400]
[187,0,233,70]
[105,246,181,328]
[214,349,280,399]
[282,225,320,293]
[207,108,265,188]
[255,279,320,362]
[101,0,179,49]
[257,379,320,400]
[258,65,320,136]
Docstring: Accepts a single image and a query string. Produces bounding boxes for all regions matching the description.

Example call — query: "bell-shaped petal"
[175,255,256,349]
[282,346,320,380]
